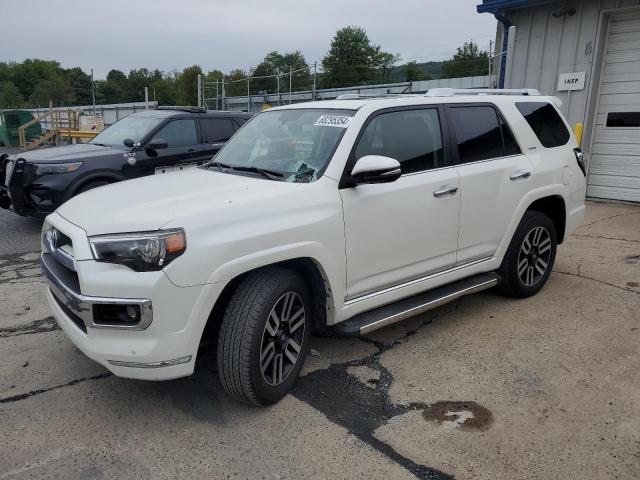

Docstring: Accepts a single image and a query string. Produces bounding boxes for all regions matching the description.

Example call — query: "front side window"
[90,115,164,150]
[355,108,444,174]
[448,106,505,164]
[516,102,570,148]
[212,108,355,182]
[151,119,198,148]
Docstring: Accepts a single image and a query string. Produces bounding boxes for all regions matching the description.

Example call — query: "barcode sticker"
[314,115,352,128]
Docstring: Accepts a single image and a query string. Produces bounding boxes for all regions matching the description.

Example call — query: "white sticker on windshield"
[314,115,352,128]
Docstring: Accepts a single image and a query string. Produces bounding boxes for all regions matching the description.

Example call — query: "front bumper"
[42,213,220,381]
[0,156,65,217]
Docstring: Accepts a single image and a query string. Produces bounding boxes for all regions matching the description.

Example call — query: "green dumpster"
[0,110,42,147]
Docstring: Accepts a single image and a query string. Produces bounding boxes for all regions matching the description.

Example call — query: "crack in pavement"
[0,373,112,404]
[572,233,640,244]
[293,313,458,480]
[554,270,640,295]
[0,317,59,338]
[581,210,640,227]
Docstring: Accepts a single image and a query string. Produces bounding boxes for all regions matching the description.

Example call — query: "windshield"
[210,108,355,182]
[90,115,164,149]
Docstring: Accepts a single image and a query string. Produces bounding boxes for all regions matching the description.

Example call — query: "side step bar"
[333,272,500,337]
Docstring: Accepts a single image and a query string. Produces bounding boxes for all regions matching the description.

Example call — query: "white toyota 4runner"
[41,89,587,405]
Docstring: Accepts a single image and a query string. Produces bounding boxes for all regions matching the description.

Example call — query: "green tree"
[63,67,92,105]
[10,59,61,99]
[321,26,397,88]
[440,41,489,79]
[225,69,248,97]
[251,51,310,94]
[176,65,202,106]
[29,75,75,107]
[403,61,432,82]
[0,81,24,108]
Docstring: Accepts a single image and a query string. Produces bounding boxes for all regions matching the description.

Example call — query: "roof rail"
[155,106,207,113]
[336,93,417,100]
[425,88,541,97]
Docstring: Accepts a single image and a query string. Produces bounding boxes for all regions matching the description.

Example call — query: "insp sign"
[557,72,586,92]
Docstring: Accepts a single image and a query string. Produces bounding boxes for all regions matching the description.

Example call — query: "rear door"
[199,117,238,161]
[447,104,533,264]
[134,118,200,176]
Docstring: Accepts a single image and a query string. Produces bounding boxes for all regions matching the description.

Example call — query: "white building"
[478,0,640,202]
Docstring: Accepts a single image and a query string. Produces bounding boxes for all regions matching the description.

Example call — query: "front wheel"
[498,210,557,298]
[217,267,311,405]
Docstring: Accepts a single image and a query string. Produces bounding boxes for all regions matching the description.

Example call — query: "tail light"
[574,148,586,177]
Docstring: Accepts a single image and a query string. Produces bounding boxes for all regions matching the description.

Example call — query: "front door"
[135,118,200,176]
[340,107,460,299]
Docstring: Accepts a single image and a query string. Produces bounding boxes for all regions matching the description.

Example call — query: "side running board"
[333,272,500,337]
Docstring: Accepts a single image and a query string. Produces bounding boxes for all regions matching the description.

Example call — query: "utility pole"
[197,74,202,108]
[221,78,225,110]
[289,66,292,104]
[144,86,149,109]
[312,62,317,101]
[247,77,250,112]
[277,74,280,106]
[90,69,96,115]
[488,40,493,87]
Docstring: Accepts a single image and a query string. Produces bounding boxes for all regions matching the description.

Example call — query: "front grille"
[51,291,87,333]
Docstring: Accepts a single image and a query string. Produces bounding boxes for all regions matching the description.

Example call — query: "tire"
[498,210,557,298]
[217,267,312,405]
[76,180,111,195]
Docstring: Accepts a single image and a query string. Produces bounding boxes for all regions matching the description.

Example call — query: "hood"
[56,168,297,236]
[17,143,120,163]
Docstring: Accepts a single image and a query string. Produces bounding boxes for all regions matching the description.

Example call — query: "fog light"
[126,305,140,322]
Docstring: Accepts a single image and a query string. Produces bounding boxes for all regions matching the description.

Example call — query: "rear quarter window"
[516,102,570,148]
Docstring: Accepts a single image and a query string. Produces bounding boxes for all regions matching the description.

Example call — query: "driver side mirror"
[146,138,169,151]
[348,155,402,186]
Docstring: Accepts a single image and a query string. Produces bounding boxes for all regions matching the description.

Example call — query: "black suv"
[0,107,253,217]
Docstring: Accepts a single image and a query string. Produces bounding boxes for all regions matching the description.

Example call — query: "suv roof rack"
[155,106,207,113]
[425,88,541,97]
[336,93,417,100]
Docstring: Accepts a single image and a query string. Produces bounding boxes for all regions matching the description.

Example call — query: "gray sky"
[1,0,496,79]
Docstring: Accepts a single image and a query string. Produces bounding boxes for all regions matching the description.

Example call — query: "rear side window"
[202,118,236,143]
[516,102,570,148]
[448,106,521,163]
[355,108,445,174]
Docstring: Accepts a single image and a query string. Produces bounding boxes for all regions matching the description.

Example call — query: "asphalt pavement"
[1,200,639,479]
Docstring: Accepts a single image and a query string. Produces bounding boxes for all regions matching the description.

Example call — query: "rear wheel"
[498,210,557,298]
[217,267,311,405]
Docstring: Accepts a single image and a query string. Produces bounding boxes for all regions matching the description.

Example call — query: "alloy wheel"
[260,291,306,386]
[517,226,552,287]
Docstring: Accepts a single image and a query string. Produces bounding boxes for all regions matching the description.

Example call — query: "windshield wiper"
[208,162,284,180]
[91,142,111,147]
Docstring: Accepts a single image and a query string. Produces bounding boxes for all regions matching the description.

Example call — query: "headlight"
[35,162,83,176]
[89,229,186,272]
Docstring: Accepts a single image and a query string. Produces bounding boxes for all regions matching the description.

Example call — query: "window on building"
[355,108,445,174]
[516,102,571,148]
[606,112,640,128]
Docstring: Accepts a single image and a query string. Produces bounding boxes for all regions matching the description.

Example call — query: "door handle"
[510,169,531,181]
[433,185,459,198]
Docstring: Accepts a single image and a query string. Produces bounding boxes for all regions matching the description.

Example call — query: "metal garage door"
[588,13,640,202]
